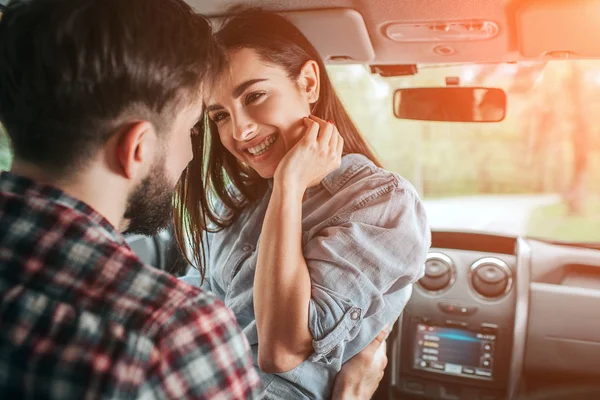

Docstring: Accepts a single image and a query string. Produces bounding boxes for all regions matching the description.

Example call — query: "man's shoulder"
[142,265,233,334]
[98,248,232,337]
[134,266,264,399]
[146,276,242,356]
[47,227,232,339]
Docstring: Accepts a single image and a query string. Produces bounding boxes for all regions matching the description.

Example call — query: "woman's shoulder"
[320,153,419,200]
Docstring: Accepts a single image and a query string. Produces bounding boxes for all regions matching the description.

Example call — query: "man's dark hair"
[0,0,223,174]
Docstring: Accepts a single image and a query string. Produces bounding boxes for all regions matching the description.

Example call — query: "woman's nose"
[232,113,258,142]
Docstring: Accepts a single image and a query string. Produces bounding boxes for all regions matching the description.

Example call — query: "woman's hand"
[274,115,343,194]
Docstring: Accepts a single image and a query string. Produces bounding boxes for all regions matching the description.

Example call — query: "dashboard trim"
[468,256,514,301]
[416,251,457,296]
[390,312,403,389]
[508,238,531,399]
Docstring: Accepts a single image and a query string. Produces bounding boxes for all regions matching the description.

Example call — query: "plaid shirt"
[0,171,263,399]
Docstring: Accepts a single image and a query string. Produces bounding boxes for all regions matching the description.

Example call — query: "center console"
[388,243,527,400]
[412,322,497,380]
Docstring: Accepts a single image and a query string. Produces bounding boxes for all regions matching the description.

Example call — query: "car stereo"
[412,323,496,380]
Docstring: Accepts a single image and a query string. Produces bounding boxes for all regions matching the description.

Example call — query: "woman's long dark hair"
[174,7,382,279]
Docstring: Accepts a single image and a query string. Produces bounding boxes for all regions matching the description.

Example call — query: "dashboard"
[388,231,600,400]
[126,229,600,400]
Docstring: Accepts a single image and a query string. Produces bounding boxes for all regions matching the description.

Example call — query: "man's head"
[0,0,224,235]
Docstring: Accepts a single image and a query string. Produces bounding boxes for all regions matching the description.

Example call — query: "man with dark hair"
[0,0,263,398]
[0,0,388,398]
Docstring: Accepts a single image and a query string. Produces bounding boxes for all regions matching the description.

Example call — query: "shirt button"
[242,244,253,252]
[350,309,361,321]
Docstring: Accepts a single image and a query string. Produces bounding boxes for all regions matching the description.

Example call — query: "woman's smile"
[245,133,279,158]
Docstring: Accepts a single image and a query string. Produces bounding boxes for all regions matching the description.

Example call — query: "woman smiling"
[176,8,431,399]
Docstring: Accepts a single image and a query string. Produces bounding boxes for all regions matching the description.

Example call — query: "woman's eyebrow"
[206,78,268,112]
[232,78,267,99]
[206,104,224,112]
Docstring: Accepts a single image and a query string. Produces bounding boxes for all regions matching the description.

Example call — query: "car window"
[2,61,599,243]
[327,60,600,243]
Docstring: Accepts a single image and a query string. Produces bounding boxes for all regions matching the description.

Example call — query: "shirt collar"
[320,153,374,194]
[0,170,125,245]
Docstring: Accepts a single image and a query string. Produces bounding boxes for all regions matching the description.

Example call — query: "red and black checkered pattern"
[0,171,263,399]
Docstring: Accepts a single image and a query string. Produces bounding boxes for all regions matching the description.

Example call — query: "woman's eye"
[212,112,228,122]
[245,91,265,105]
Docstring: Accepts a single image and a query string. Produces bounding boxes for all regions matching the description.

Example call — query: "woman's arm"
[253,180,313,373]
[254,116,343,373]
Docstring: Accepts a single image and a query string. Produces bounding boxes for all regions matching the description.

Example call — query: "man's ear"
[298,60,320,105]
[115,121,157,180]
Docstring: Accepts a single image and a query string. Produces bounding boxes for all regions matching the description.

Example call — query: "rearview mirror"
[393,87,506,122]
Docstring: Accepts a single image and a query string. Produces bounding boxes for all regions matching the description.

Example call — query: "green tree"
[513,61,598,215]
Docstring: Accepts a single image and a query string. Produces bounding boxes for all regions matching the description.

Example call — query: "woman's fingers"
[303,117,320,142]
[278,116,344,188]
[308,115,332,147]
[305,115,343,165]
[329,128,338,156]
[337,133,344,157]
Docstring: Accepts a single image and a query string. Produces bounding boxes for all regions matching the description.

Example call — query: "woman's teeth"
[248,134,277,156]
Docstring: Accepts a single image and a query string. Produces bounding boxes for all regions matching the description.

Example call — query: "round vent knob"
[419,253,455,293]
[470,258,512,299]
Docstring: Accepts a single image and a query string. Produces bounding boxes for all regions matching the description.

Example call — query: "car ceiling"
[188,0,597,66]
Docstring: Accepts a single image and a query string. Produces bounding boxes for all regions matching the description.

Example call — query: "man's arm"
[332,327,389,400]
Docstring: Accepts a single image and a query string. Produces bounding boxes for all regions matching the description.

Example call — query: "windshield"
[327,60,600,243]
[1,60,599,243]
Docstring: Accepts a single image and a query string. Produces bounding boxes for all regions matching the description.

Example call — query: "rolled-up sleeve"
[305,179,430,363]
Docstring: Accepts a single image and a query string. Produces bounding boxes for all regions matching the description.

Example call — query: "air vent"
[470,257,513,299]
[418,252,455,294]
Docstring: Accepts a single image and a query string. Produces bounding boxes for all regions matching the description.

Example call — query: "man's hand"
[332,326,390,400]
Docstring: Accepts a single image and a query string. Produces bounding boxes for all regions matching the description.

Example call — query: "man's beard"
[123,158,175,236]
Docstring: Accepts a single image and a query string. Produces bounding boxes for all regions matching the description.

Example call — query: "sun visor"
[516,0,600,58]
[212,9,375,64]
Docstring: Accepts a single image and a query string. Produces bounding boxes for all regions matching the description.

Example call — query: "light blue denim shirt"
[181,153,430,399]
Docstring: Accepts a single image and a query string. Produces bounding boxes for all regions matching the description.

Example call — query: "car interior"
[125,0,600,399]
[3,0,600,398]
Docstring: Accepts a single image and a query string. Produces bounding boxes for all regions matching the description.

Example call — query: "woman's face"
[205,48,319,179]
